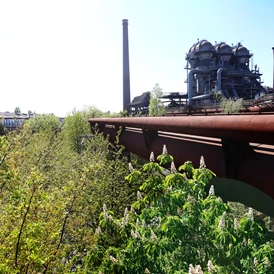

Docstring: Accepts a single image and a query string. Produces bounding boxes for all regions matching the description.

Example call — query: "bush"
[0,120,142,273]
[214,90,244,114]
[220,97,244,114]
[87,147,274,273]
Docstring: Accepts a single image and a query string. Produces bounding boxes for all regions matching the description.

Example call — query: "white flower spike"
[162,144,168,154]
[234,218,239,229]
[171,161,177,173]
[209,185,215,196]
[248,207,254,221]
[207,260,215,273]
[200,155,206,168]
[128,162,135,173]
[137,191,142,200]
[149,151,155,162]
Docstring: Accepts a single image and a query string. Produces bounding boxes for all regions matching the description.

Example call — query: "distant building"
[0,111,34,131]
[128,91,150,115]
[1,111,65,132]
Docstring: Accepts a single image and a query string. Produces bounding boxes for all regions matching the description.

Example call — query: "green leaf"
[157,154,174,165]
[178,161,194,178]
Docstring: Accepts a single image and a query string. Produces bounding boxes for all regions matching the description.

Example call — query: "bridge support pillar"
[221,137,253,179]
[142,129,158,150]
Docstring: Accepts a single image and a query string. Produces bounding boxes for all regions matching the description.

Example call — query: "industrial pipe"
[231,88,239,99]
[90,125,274,200]
[272,47,274,91]
[191,94,212,101]
[89,115,274,145]
[188,69,204,104]
[217,68,225,91]
[223,89,230,99]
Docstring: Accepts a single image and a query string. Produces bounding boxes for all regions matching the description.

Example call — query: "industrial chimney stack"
[272,47,274,91]
[122,19,131,111]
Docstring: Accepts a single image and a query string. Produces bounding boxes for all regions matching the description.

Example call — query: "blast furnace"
[185,40,266,103]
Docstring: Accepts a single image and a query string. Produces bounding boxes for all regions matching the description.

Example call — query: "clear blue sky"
[0,0,274,116]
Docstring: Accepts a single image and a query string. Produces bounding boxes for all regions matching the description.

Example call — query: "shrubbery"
[0,113,273,273]
[0,113,142,273]
[86,147,274,274]
[214,90,244,114]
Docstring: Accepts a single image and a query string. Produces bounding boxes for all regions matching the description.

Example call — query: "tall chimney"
[272,47,274,91]
[122,19,131,111]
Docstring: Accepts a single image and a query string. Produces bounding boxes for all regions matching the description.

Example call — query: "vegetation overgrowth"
[87,149,274,273]
[0,108,143,273]
[214,90,244,114]
[0,107,273,273]
[149,83,166,116]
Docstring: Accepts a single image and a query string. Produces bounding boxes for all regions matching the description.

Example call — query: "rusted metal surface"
[89,115,274,199]
[89,115,274,145]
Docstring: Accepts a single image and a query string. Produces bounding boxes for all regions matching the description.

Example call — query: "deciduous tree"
[149,83,166,116]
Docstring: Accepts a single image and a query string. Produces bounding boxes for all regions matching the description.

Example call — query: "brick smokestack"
[122,19,131,111]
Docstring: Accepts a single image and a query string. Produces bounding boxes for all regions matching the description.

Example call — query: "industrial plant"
[160,40,274,114]
[88,19,274,224]
[124,19,274,115]
[185,40,266,102]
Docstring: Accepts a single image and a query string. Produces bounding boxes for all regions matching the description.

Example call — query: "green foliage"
[25,114,62,133]
[220,97,244,114]
[0,111,142,273]
[119,109,129,117]
[81,105,105,119]
[214,91,244,114]
[87,149,274,273]
[149,83,166,116]
[63,106,122,153]
[63,109,91,152]
[157,153,173,166]
[1,107,274,273]
[0,122,7,136]
[14,107,21,115]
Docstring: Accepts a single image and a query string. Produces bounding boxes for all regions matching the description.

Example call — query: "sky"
[0,0,274,117]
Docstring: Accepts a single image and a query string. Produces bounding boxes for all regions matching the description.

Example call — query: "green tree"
[0,110,143,273]
[0,122,6,136]
[3,104,273,273]
[63,106,122,153]
[86,148,274,273]
[63,109,92,153]
[82,105,105,119]
[25,113,62,133]
[149,83,166,116]
[220,97,244,114]
[14,107,21,115]
[214,91,244,114]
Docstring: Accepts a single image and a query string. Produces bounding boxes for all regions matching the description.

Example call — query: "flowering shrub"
[85,147,274,274]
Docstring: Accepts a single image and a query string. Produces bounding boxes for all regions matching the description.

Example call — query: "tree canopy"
[149,83,166,116]
[85,149,274,273]
[0,110,142,273]
[0,108,273,273]
[14,107,21,115]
